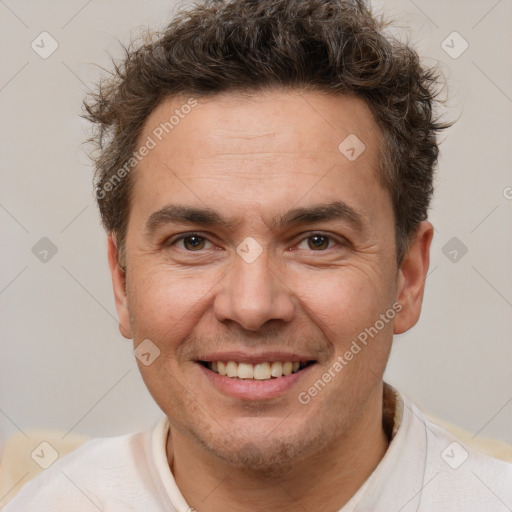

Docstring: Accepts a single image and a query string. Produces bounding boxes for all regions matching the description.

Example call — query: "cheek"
[126,264,220,345]
[290,266,388,336]
[289,264,396,382]
[125,266,212,414]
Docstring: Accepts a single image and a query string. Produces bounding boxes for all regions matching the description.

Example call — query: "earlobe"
[107,235,132,339]
[393,221,434,335]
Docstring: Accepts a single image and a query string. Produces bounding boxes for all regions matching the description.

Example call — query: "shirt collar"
[346,383,428,511]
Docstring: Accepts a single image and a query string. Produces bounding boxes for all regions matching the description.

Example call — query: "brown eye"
[182,235,206,251]
[307,235,330,250]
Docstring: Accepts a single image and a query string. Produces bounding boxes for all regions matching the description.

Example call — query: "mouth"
[198,360,316,380]
[196,355,318,401]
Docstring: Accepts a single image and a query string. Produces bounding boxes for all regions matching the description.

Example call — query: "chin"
[192,421,333,474]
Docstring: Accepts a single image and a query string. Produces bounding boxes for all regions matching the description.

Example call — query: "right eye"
[170,233,213,251]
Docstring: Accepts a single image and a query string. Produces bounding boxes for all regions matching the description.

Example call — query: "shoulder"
[3,422,168,512]
[419,409,512,510]
[381,386,512,511]
[424,413,512,471]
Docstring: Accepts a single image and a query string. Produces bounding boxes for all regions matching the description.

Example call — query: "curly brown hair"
[83,0,450,268]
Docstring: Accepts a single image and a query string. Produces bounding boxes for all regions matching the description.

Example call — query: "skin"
[108,89,433,511]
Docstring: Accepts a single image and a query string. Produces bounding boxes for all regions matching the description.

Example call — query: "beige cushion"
[0,429,89,507]
[424,414,512,463]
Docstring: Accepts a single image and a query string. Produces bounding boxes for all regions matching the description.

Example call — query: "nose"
[212,249,296,332]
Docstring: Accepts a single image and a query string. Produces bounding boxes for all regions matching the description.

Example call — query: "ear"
[393,221,433,335]
[107,234,132,339]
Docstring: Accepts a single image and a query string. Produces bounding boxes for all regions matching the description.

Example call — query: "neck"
[168,383,390,512]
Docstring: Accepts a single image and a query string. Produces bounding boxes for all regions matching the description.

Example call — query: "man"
[5,0,511,510]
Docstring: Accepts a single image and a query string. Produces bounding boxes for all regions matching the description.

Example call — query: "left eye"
[297,234,337,251]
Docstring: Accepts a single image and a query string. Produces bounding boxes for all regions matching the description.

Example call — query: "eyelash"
[167,231,346,252]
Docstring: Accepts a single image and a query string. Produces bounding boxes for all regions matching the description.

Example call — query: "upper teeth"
[209,361,305,380]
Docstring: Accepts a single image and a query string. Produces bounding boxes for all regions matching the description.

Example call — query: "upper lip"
[196,351,316,364]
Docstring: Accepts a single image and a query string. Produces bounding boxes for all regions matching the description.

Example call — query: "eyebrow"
[144,200,366,236]
[271,201,365,232]
[145,205,239,235]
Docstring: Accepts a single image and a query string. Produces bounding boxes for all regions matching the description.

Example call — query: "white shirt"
[4,385,512,511]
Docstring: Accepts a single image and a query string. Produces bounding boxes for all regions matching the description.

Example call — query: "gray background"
[1,0,511,455]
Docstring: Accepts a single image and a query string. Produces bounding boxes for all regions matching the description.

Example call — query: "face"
[109,89,432,468]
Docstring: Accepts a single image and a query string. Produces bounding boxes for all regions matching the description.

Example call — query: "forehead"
[130,89,387,228]
[142,89,379,157]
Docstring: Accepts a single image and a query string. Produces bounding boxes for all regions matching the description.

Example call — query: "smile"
[200,360,315,380]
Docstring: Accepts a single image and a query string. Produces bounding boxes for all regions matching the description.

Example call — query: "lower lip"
[197,363,315,401]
